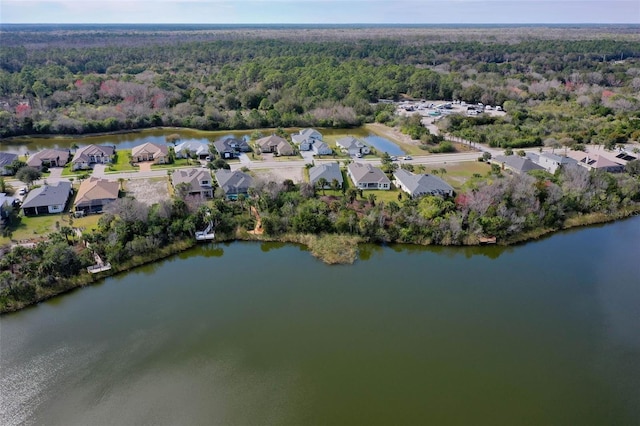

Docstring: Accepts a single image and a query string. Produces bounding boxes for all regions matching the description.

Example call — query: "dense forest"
[1,25,640,147]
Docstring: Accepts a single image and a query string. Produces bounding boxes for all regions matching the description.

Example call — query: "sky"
[1,0,639,24]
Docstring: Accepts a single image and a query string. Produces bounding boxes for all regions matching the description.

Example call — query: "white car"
[18,188,27,196]
[404,155,412,161]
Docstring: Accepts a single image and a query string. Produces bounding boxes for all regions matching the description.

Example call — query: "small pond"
[364,135,405,156]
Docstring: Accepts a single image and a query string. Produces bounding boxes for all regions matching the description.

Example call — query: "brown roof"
[131,142,169,157]
[75,178,119,207]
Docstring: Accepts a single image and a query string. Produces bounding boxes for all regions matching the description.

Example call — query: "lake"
[1,217,639,425]
[0,127,404,156]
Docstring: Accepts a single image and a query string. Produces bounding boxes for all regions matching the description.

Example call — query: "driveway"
[238,153,252,166]
[137,161,153,172]
[300,151,315,164]
[92,164,107,178]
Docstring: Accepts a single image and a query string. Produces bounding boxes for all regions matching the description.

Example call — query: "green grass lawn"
[61,163,78,176]
[107,150,136,172]
[1,212,103,246]
[151,158,194,169]
[436,161,492,190]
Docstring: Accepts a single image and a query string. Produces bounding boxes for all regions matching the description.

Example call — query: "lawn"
[151,158,194,169]
[436,161,492,190]
[1,211,104,246]
[107,150,136,172]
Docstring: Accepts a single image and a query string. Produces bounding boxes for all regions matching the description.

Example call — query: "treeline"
[3,161,639,312]
[1,30,640,142]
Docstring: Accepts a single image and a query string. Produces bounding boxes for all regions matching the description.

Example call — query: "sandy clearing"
[124,177,170,206]
[252,167,304,184]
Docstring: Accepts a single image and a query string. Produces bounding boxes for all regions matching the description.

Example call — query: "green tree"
[16,166,41,188]
[317,177,328,195]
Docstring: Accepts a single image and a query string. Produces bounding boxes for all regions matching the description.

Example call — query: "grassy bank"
[234,230,362,264]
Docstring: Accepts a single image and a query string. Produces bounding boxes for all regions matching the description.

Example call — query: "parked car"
[356,152,363,158]
[404,155,412,160]
[18,187,27,196]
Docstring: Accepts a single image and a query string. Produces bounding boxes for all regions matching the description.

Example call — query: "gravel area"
[124,177,170,206]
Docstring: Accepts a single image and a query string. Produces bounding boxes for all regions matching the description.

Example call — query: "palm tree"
[368,193,377,207]
[439,168,447,176]
[317,177,328,195]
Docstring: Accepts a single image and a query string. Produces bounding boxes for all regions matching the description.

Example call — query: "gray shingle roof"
[309,162,343,186]
[213,137,250,154]
[394,169,454,197]
[494,155,544,174]
[72,145,115,163]
[21,181,72,209]
[0,152,18,167]
[214,170,253,195]
[347,162,390,185]
[171,168,212,188]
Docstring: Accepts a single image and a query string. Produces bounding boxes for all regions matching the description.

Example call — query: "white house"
[347,162,390,190]
[336,136,370,156]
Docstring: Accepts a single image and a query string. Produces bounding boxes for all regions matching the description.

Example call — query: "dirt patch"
[253,167,304,184]
[124,177,170,206]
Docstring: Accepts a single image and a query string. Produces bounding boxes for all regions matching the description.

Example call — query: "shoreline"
[2,210,638,315]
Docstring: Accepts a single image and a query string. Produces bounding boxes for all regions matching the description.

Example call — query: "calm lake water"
[1,217,639,425]
[0,127,402,155]
[364,135,405,156]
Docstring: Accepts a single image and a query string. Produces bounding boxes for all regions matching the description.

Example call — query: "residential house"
[256,135,294,156]
[292,128,323,151]
[131,142,169,164]
[27,149,71,169]
[533,152,577,174]
[72,145,115,170]
[291,134,311,151]
[309,162,343,189]
[347,162,390,190]
[493,155,544,174]
[394,169,454,198]
[215,169,253,199]
[0,152,18,175]
[74,177,119,214]
[174,141,210,160]
[0,193,18,221]
[311,141,332,156]
[213,137,251,159]
[566,152,626,173]
[21,181,72,216]
[171,168,214,198]
[336,136,370,156]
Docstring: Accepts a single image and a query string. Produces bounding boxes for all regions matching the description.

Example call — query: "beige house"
[74,177,119,214]
[71,145,115,170]
[131,142,169,164]
[256,135,294,156]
